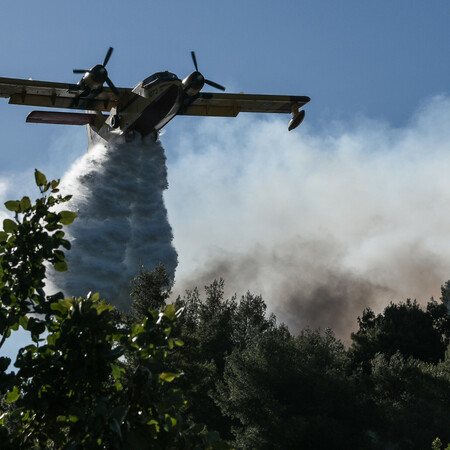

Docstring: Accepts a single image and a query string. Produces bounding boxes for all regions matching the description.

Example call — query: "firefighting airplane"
[0,48,310,145]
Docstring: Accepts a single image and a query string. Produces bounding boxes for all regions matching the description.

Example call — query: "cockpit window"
[143,72,178,87]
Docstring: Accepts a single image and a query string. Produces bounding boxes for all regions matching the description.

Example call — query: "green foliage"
[170,281,237,440]
[350,299,448,372]
[0,171,228,449]
[230,291,276,350]
[5,295,220,448]
[128,277,278,442]
[0,169,74,351]
[163,278,450,449]
[168,281,282,441]
[216,327,369,449]
[428,284,450,347]
[131,263,173,317]
[432,437,450,450]
[347,295,450,449]
[366,353,450,449]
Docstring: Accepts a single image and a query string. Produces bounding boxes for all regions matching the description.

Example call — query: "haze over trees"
[1,172,450,449]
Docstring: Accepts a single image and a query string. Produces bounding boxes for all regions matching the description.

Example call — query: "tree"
[427,283,450,348]
[215,327,370,449]
[350,299,447,372]
[131,263,172,316]
[367,353,450,449]
[0,170,75,353]
[171,280,237,440]
[135,280,279,441]
[0,171,228,449]
[349,295,450,449]
[231,291,276,350]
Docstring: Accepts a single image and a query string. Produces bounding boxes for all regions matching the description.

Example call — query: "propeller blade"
[205,79,226,91]
[103,47,114,67]
[191,51,199,72]
[73,69,90,74]
[106,77,119,95]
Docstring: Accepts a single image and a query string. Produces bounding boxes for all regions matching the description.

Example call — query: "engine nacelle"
[182,71,205,97]
[288,109,306,131]
[79,64,108,91]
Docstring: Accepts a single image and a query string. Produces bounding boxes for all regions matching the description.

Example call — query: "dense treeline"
[132,267,450,449]
[1,172,450,449]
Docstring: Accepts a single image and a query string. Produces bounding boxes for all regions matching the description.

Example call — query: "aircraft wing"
[179,92,311,117]
[0,77,134,112]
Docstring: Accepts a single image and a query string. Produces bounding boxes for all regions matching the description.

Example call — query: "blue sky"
[1,1,450,352]
[0,0,448,177]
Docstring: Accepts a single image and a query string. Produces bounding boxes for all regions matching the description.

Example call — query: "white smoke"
[166,95,450,340]
[49,135,177,309]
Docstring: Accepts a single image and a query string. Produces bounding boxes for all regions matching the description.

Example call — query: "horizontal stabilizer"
[26,110,106,126]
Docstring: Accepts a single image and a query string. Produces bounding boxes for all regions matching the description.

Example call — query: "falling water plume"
[49,135,178,309]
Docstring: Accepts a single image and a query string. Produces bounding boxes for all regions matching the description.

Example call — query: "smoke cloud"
[49,135,177,309]
[166,95,450,340]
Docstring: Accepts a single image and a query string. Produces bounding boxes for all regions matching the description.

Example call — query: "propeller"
[73,47,119,95]
[103,46,113,67]
[191,51,199,72]
[190,51,225,91]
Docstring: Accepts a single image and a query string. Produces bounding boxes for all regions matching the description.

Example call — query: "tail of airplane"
[26,110,108,151]
[26,110,100,126]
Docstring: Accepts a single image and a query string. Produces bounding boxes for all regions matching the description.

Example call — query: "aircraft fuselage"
[95,71,184,143]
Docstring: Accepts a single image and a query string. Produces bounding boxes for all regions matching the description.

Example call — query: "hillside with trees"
[1,172,450,449]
